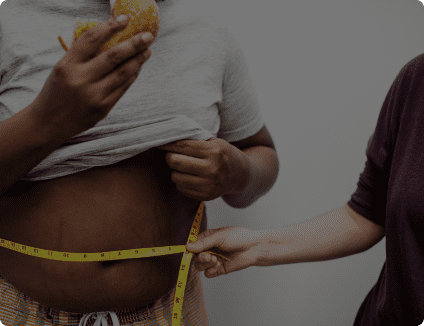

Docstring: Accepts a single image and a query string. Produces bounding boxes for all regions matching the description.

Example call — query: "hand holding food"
[33,17,155,140]
[58,0,160,53]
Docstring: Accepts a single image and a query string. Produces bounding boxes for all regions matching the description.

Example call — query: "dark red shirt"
[348,53,424,326]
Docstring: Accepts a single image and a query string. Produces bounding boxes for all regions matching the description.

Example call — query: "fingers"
[69,18,129,63]
[192,252,225,278]
[205,250,231,262]
[95,46,151,101]
[87,30,155,83]
[192,252,216,270]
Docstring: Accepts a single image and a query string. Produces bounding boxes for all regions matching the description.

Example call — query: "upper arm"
[229,125,276,151]
[344,203,385,248]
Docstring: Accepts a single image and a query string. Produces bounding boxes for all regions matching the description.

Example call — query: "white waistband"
[78,311,120,326]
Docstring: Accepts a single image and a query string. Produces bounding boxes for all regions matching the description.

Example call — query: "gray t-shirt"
[0,0,264,181]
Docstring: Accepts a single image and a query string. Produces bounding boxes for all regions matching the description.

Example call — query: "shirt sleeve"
[216,27,265,143]
[347,59,412,228]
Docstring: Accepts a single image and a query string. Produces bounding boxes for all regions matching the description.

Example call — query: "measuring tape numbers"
[0,201,230,326]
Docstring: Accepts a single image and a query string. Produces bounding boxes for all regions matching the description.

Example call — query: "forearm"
[222,146,279,209]
[0,103,68,196]
[254,206,372,267]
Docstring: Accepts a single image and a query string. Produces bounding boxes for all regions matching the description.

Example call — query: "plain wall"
[197,0,424,325]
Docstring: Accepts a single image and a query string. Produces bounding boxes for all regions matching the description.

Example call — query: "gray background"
[197,0,424,325]
[0,0,422,325]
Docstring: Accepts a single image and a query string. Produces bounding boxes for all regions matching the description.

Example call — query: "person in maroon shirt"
[186,52,424,325]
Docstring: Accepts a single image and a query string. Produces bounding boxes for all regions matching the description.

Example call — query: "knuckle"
[212,153,225,165]
[130,35,141,52]
[176,141,186,149]
[53,63,68,81]
[107,49,124,65]
[210,148,220,156]
[85,86,103,104]
[208,165,220,178]
[203,229,215,237]
[165,153,172,165]
[55,69,79,91]
[168,155,178,168]
[83,28,100,44]
[117,68,130,82]
[210,144,221,155]
[55,59,67,71]
[86,94,102,110]
[143,49,152,61]
[54,59,75,77]
[217,151,227,164]
[106,19,116,29]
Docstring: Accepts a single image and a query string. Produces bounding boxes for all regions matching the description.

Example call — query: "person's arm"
[223,125,280,209]
[0,17,156,197]
[0,103,69,196]
[254,204,385,266]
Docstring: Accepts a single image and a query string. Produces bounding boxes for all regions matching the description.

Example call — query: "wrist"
[251,230,266,267]
[238,229,270,268]
[253,229,290,267]
[29,98,78,142]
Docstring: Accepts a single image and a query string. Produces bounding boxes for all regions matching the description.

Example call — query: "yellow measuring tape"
[0,202,229,325]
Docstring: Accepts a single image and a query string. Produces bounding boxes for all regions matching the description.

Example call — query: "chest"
[0,1,226,129]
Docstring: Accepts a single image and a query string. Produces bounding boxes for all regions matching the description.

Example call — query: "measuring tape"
[0,201,229,326]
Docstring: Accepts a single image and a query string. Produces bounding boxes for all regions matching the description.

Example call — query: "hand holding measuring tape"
[187,226,263,279]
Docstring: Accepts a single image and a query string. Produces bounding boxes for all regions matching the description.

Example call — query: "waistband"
[0,263,201,326]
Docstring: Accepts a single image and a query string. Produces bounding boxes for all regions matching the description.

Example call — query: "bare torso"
[0,148,206,313]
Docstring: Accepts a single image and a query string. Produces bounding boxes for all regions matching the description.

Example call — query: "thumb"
[186,228,221,253]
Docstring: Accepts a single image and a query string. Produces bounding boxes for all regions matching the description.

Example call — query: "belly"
[0,148,206,313]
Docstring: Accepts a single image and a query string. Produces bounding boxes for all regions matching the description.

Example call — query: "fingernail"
[116,14,128,23]
[142,33,154,43]
[143,49,151,60]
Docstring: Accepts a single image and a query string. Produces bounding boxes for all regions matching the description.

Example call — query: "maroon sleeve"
[347,59,412,227]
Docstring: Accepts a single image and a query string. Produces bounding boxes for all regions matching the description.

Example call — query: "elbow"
[222,193,260,209]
